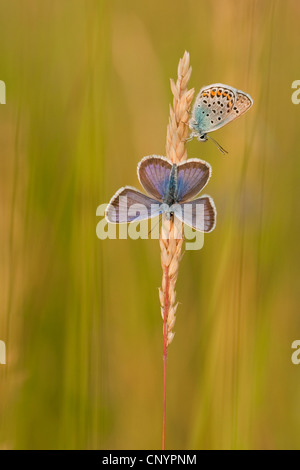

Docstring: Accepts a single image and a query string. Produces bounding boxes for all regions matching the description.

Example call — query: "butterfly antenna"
[148,216,161,237]
[207,135,228,155]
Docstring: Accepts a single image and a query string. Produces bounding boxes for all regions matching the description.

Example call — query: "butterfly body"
[106,155,216,233]
[163,164,178,207]
[189,83,253,151]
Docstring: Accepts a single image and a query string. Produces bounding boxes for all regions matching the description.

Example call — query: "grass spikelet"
[160,51,194,449]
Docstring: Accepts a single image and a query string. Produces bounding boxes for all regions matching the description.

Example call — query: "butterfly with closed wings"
[189,83,253,154]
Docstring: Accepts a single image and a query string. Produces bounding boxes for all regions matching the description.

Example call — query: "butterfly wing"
[176,159,212,203]
[190,83,253,134]
[208,90,253,132]
[137,155,172,201]
[105,186,162,223]
[173,196,216,233]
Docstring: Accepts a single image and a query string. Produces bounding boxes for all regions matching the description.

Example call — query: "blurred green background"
[1,0,300,450]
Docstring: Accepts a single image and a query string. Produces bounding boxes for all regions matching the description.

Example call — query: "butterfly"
[189,83,253,154]
[105,155,216,233]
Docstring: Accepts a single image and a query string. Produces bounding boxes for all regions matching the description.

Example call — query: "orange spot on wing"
[211,90,216,97]
[217,90,222,96]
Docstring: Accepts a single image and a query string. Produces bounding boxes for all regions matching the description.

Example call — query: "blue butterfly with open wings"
[105,155,216,233]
